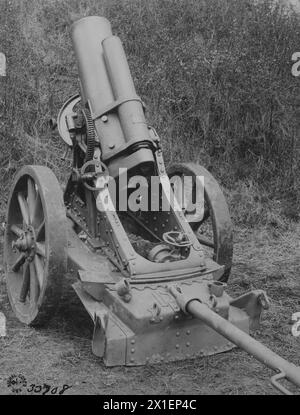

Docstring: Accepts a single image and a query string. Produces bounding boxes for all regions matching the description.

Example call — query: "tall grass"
[0,0,299,225]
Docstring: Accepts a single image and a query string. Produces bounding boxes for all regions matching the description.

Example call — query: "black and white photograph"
[0,0,300,399]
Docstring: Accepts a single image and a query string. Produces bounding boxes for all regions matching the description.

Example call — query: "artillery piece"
[3,16,300,394]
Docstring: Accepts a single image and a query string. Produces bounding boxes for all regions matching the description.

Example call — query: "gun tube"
[102,36,151,143]
[187,299,300,391]
[71,17,126,159]
[71,16,154,176]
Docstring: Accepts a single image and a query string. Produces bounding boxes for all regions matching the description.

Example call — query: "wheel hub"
[12,226,36,261]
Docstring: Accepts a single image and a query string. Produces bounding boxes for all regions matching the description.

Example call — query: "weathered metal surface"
[73,277,250,366]
[4,166,68,325]
[57,93,81,146]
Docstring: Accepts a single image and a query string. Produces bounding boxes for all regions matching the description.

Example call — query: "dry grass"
[0,0,300,226]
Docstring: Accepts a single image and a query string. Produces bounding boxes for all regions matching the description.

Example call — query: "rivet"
[186,330,191,335]
[186,342,190,347]
[176,344,179,349]
[101,115,108,123]
[131,339,136,345]
[150,318,155,323]
[131,348,135,354]
[130,358,135,363]
[174,315,179,321]
[214,346,218,351]
[176,332,180,337]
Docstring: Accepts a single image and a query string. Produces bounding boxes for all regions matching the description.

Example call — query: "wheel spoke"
[19,262,30,303]
[36,242,46,258]
[32,192,44,228]
[10,224,23,237]
[36,220,45,240]
[17,193,30,225]
[29,262,39,305]
[196,234,214,248]
[27,178,36,223]
[12,253,26,272]
[34,255,44,288]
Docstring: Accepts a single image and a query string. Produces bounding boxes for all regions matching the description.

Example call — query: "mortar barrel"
[102,36,151,144]
[71,16,125,153]
[71,16,113,108]
[187,300,300,389]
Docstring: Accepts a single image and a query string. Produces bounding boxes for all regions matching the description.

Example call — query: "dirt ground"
[0,224,300,395]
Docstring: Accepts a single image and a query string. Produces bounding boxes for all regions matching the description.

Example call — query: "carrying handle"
[271,370,293,395]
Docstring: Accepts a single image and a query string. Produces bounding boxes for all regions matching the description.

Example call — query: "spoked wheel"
[167,163,233,282]
[4,166,68,326]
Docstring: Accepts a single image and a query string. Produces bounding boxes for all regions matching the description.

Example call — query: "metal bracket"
[230,289,270,330]
[90,95,145,121]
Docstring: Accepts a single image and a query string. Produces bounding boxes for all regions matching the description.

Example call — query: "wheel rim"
[168,162,233,282]
[4,166,67,325]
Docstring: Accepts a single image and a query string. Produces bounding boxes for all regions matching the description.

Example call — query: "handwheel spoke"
[29,262,39,305]
[27,178,36,223]
[10,224,23,237]
[19,262,30,303]
[17,193,30,225]
[12,253,26,272]
[34,255,44,288]
[196,234,215,248]
[36,242,46,258]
